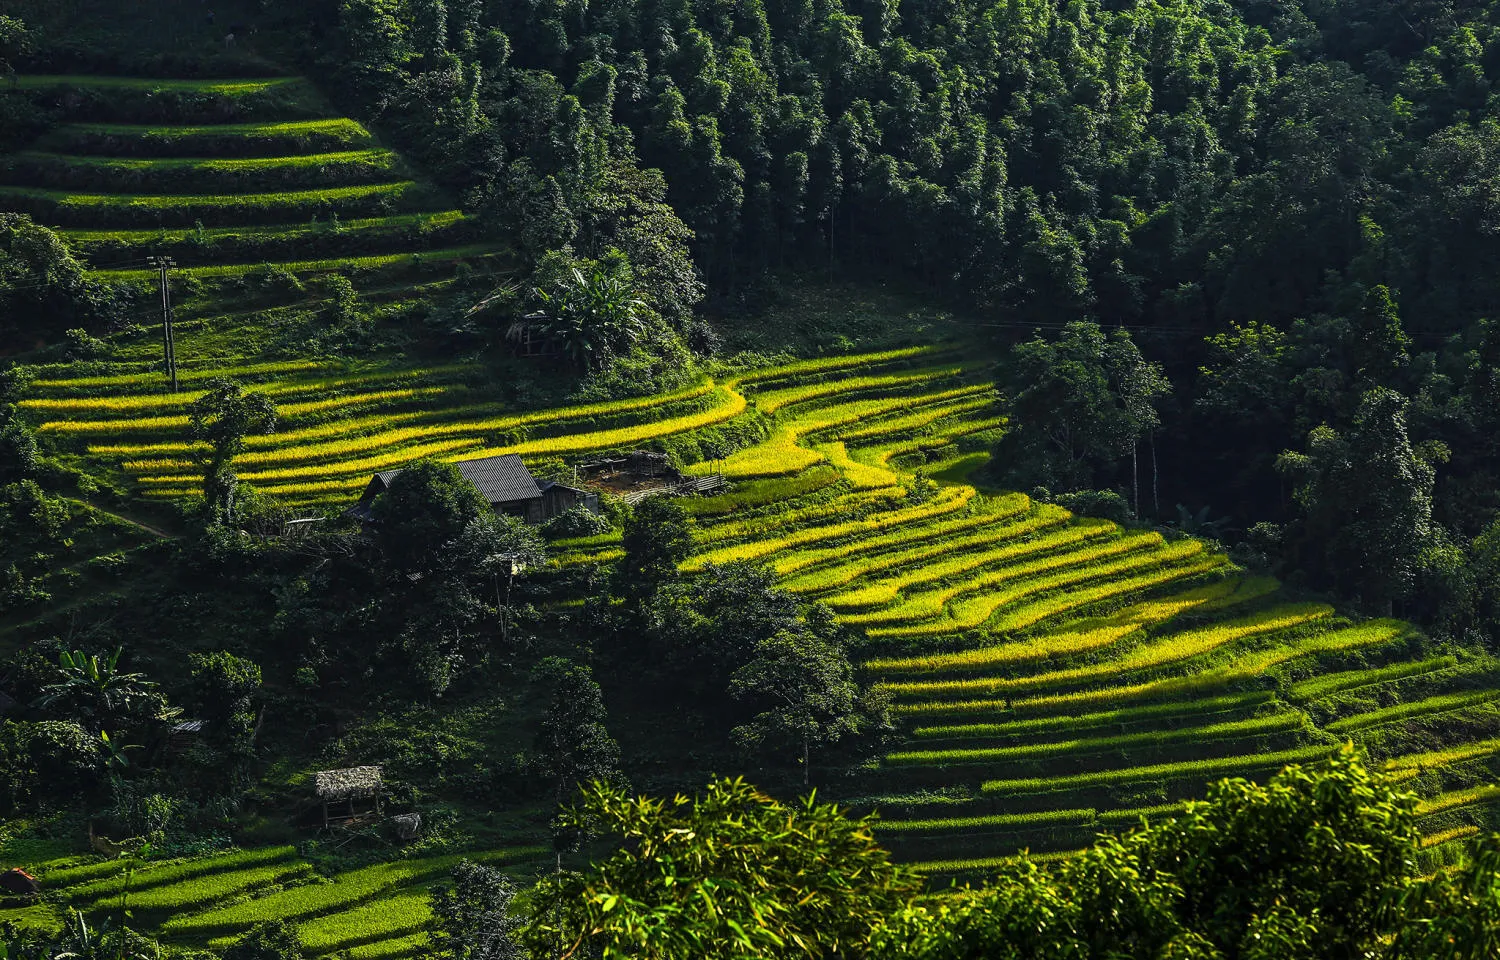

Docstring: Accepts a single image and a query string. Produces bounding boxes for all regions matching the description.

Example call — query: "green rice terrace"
[2,844,547,954]
[9,340,1500,896]
[0,72,502,336]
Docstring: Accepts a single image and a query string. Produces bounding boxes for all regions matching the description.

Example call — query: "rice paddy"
[20,330,1500,873]
[9,76,1498,882]
[0,844,547,958]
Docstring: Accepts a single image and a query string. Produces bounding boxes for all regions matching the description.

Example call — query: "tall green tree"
[188,379,277,523]
[615,497,692,608]
[993,321,1170,497]
[370,459,490,573]
[428,860,524,960]
[1277,388,1438,610]
[729,627,870,785]
[530,657,621,806]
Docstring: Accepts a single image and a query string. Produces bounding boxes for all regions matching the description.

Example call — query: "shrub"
[542,506,611,540]
[1055,488,1133,524]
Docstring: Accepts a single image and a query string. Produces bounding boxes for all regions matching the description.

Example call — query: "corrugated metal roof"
[374,454,542,506]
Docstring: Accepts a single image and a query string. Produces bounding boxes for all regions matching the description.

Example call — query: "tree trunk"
[1132,443,1139,517]
[803,737,810,786]
[1151,432,1159,518]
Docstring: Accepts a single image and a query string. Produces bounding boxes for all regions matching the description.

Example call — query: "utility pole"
[147,255,178,392]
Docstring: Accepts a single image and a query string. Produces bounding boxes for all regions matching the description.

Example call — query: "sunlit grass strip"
[1326,689,1500,734]
[31,859,130,888]
[865,579,1243,675]
[863,416,1008,465]
[910,848,1084,874]
[682,468,842,517]
[26,367,464,417]
[879,807,1097,833]
[828,520,1122,612]
[294,892,431,952]
[768,494,1034,579]
[192,384,718,470]
[52,118,372,148]
[909,691,1278,741]
[411,385,748,460]
[50,388,448,437]
[1418,785,1500,817]
[694,388,985,480]
[728,346,938,386]
[1290,657,1460,703]
[684,487,976,571]
[243,389,745,495]
[749,367,966,414]
[163,848,542,935]
[979,745,1333,796]
[91,382,714,456]
[8,75,304,92]
[899,620,1409,720]
[885,712,1307,766]
[30,360,334,391]
[981,555,1232,636]
[95,242,501,280]
[7,180,419,213]
[242,478,369,498]
[135,437,485,486]
[781,504,1067,594]
[62,210,465,249]
[860,538,1206,636]
[882,603,1333,700]
[61,845,296,901]
[828,393,998,444]
[1384,736,1500,775]
[816,441,901,490]
[708,422,827,478]
[125,862,314,911]
[19,148,398,174]
[693,488,908,546]
[345,933,428,960]
[1423,825,1481,849]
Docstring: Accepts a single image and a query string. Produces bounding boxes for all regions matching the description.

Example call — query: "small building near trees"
[312,765,385,828]
[348,453,598,524]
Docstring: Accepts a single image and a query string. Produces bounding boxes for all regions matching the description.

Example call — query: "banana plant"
[38,648,174,730]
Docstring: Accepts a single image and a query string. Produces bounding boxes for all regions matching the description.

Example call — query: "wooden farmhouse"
[349,453,598,524]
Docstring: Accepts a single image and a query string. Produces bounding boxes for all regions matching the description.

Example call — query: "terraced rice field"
[0,844,547,956]
[15,328,1500,877]
[534,349,1500,875]
[2,73,498,278]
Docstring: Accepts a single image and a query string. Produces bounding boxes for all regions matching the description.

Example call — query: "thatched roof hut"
[312,765,383,801]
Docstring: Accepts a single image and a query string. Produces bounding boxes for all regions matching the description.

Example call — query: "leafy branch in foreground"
[521,777,918,960]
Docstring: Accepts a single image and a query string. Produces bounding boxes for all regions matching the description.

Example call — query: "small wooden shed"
[312,765,384,827]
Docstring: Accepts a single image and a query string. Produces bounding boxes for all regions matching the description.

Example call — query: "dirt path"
[85,499,179,539]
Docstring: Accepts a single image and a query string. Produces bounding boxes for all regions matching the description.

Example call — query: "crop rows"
[0,840,545,960]
[586,362,1500,870]
[780,502,1068,594]
[859,539,1216,637]
[864,579,1249,676]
